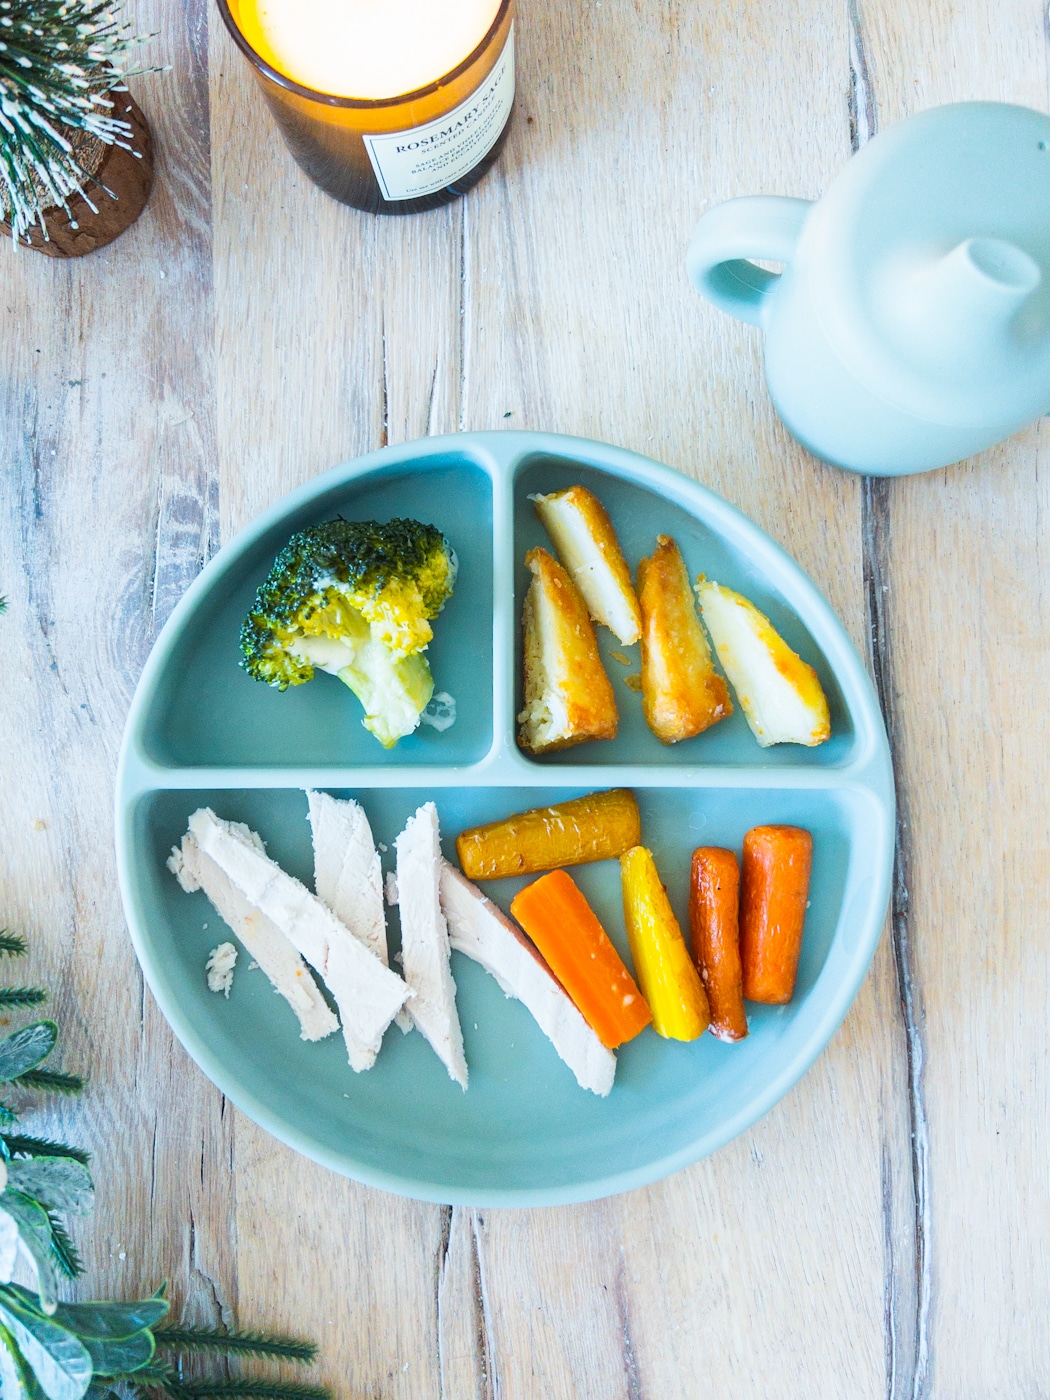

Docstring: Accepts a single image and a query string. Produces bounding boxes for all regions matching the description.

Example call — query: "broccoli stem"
[336,648,434,749]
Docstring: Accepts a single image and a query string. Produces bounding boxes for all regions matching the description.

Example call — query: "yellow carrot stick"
[620,846,710,1041]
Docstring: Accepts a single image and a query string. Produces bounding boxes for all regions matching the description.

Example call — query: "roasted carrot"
[689,847,748,1041]
[620,846,710,1041]
[739,825,813,1004]
[510,870,651,1048]
[456,789,641,881]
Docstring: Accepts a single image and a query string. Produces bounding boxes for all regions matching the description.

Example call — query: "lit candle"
[220,0,516,214]
[237,0,502,100]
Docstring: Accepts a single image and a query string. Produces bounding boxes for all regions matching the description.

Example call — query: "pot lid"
[800,102,1050,428]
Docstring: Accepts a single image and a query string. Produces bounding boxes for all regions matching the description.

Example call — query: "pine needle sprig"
[0,986,47,1008]
[2,1131,90,1163]
[13,1067,85,1094]
[153,1329,317,1364]
[0,0,155,238]
[0,930,27,957]
[46,1207,84,1277]
[0,928,328,1398]
[159,1383,330,1400]
[127,1372,330,1400]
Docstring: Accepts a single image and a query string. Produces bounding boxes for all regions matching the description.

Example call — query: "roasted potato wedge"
[637,535,732,743]
[695,580,831,747]
[518,547,618,754]
[531,486,642,645]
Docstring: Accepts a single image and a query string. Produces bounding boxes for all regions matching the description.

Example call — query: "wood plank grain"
[9,0,1043,1393]
[852,1,1050,1389]
[0,0,234,1329]
[210,15,464,539]
[453,0,917,1395]
[207,13,460,1392]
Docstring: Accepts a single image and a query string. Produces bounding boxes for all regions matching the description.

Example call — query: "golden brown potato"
[518,547,618,754]
[637,536,732,743]
[694,580,831,747]
[531,486,642,645]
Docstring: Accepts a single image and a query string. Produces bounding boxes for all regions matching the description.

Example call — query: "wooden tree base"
[0,94,154,258]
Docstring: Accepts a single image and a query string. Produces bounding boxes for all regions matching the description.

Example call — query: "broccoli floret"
[240,518,457,748]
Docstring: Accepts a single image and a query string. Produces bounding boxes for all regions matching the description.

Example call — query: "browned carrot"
[510,869,651,1048]
[739,825,813,1004]
[456,789,641,881]
[689,847,748,1041]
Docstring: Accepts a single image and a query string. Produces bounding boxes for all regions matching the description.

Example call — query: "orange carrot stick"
[739,825,813,1004]
[456,789,640,881]
[689,847,748,1041]
[510,870,651,1048]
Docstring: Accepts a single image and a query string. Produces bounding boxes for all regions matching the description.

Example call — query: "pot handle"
[686,196,813,327]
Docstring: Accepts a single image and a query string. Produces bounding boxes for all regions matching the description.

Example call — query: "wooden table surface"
[2,0,1047,1395]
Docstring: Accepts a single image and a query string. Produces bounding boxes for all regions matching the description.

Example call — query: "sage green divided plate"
[115,431,894,1207]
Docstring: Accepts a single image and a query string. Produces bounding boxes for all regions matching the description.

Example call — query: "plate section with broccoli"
[239,518,458,748]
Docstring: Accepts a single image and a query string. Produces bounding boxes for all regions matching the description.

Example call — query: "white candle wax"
[236,0,504,100]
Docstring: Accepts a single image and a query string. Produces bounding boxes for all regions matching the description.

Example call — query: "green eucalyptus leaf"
[4,1164,92,1220]
[0,1209,19,1287]
[0,1029,57,1086]
[30,1170,91,1221]
[0,1298,91,1400]
[79,1329,154,1379]
[0,1199,55,1314]
[50,1299,169,1342]
[0,1323,31,1400]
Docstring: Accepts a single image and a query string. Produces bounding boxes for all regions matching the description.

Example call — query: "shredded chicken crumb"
[205,942,238,998]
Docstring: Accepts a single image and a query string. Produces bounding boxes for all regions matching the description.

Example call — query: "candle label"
[363,25,514,201]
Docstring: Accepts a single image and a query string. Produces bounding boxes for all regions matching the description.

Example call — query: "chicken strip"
[308,789,411,1032]
[394,804,468,1089]
[169,832,338,1043]
[439,862,616,1097]
[187,808,410,1072]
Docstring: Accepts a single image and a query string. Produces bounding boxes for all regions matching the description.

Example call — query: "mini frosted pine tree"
[0,0,150,241]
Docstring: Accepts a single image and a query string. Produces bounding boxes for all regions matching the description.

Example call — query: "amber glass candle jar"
[218,0,515,214]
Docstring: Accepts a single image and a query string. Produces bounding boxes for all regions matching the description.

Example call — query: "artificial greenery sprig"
[0,931,329,1400]
[0,0,153,240]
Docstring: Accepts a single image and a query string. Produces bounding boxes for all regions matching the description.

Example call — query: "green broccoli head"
[240,517,457,747]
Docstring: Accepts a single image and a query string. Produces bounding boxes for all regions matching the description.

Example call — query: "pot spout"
[888,237,1042,375]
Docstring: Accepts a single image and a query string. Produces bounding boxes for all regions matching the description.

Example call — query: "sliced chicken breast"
[170,833,338,1043]
[187,808,410,1072]
[394,804,468,1089]
[308,789,412,1033]
[307,791,388,962]
[439,861,616,1097]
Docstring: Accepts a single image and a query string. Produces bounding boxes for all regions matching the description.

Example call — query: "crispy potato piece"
[531,486,642,645]
[518,547,618,754]
[637,536,732,744]
[694,580,831,747]
[456,789,641,881]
